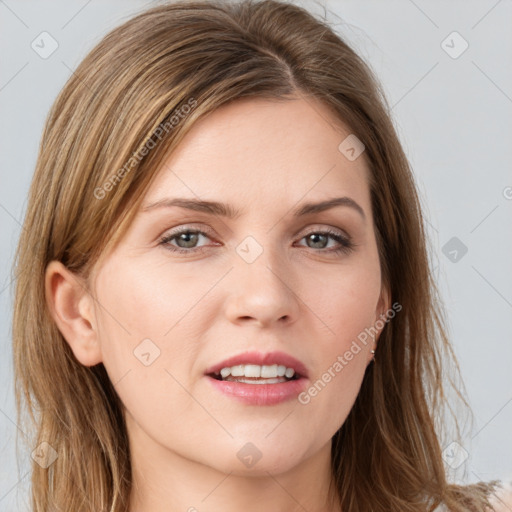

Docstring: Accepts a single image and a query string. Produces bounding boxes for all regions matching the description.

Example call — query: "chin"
[198,434,312,476]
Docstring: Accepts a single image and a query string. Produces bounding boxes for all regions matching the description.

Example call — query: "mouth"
[207,363,302,384]
[204,350,308,382]
[204,351,309,405]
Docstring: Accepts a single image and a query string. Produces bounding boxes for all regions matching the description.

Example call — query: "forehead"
[144,96,371,216]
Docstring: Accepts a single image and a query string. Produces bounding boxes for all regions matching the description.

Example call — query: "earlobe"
[45,260,103,367]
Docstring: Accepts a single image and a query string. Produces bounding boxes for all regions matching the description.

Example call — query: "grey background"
[1,0,511,509]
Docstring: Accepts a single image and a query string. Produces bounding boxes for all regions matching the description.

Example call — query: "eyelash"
[158,226,356,256]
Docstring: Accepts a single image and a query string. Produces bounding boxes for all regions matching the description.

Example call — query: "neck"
[126,414,341,512]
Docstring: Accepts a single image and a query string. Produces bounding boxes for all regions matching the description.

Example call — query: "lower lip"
[206,375,308,405]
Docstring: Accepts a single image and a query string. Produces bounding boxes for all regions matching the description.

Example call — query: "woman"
[12,0,505,510]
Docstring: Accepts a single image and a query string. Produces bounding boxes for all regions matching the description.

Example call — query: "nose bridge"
[224,235,300,326]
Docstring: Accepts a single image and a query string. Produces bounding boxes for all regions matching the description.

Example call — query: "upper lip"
[204,350,309,379]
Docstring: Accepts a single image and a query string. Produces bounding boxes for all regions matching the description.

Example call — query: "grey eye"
[305,233,330,249]
[174,231,202,248]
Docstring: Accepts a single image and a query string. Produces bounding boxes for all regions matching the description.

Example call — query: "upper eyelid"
[161,224,351,245]
[162,222,350,237]
[159,228,355,260]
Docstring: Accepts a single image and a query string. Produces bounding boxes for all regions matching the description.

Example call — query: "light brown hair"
[12,0,501,510]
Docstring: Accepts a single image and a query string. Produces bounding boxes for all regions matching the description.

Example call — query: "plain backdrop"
[1,0,511,509]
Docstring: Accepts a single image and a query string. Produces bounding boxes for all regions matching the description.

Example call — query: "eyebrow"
[141,196,366,221]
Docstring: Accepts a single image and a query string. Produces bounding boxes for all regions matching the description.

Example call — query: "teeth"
[230,365,244,377]
[216,364,297,380]
[244,364,261,378]
[223,377,287,384]
[261,364,278,378]
[284,367,295,378]
[220,367,231,378]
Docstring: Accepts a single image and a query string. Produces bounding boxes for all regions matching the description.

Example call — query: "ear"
[367,283,392,365]
[374,282,392,340]
[45,260,102,366]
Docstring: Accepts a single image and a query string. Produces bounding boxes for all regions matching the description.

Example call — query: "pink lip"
[204,350,309,406]
[206,376,308,405]
[204,350,309,378]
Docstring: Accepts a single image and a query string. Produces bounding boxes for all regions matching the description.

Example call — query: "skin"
[46,95,390,512]
[492,483,512,511]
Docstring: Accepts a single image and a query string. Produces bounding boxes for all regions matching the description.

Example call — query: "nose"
[224,248,300,328]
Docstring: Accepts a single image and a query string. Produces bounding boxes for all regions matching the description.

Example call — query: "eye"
[159,227,215,254]
[295,228,356,255]
[158,226,356,256]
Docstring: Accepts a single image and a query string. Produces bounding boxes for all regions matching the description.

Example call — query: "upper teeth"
[219,364,295,379]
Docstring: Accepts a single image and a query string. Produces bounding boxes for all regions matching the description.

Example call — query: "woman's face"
[88,96,389,475]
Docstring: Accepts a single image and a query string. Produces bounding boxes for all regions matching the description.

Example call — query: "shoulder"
[489,481,512,511]
[431,481,512,512]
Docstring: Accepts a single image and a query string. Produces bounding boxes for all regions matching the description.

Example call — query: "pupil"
[178,232,198,248]
[308,233,327,249]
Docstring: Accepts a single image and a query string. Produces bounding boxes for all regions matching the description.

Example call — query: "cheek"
[296,353,367,449]
[95,260,175,335]
[296,297,373,439]
[296,260,379,421]
[307,257,382,345]
[105,257,221,344]
[90,266,170,400]
[92,258,206,415]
